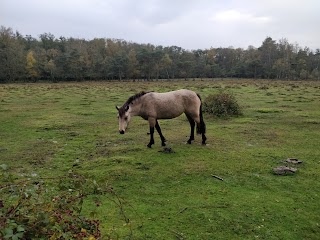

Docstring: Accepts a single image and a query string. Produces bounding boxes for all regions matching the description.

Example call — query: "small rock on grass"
[273,166,297,175]
[285,158,303,164]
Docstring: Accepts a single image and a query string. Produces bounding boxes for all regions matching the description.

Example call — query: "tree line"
[1,26,319,82]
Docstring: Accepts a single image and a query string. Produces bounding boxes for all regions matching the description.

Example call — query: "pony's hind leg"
[197,118,207,145]
[192,114,207,145]
[155,121,166,146]
[186,114,195,144]
[202,133,207,145]
[200,117,207,145]
[196,121,207,145]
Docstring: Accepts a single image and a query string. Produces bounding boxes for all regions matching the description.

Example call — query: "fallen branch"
[170,229,186,240]
[211,175,224,181]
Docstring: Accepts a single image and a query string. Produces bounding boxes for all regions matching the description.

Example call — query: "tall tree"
[87,38,106,79]
[127,49,140,79]
[275,38,293,79]
[259,37,277,78]
[0,26,25,82]
[105,39,129,80]
[160,53,173,79]
[193,49,207,79]
[137,45,158,80]
[111,51,128,80]
[165,46,183,79]
[39,33,56,50]
[44,59,57,81]
[243,46,262,78]
[205,48,219,78]
[26,50,38,80]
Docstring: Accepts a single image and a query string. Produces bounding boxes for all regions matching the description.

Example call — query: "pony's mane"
[118,91,151,116]
[125,91,150,105]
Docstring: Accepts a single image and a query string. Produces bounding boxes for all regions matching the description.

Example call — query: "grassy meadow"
[1,79,320,239]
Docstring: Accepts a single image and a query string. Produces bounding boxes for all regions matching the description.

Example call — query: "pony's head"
[116,104,131,134]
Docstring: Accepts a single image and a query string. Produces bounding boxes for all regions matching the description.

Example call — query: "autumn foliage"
[1,26,320,82]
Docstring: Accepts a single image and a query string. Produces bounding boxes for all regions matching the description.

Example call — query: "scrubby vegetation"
[0,167,105,239]
[203,92,242,117]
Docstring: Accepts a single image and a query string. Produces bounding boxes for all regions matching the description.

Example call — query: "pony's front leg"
[155,121,166,146]
[147,117,156,148]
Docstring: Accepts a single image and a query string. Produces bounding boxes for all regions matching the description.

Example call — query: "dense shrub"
[0,166,109,240]
[203,92,242,117]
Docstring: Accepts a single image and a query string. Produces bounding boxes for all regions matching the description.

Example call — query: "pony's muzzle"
[119,130,125,134]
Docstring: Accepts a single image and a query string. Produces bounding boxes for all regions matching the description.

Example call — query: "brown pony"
[116,89,206,148]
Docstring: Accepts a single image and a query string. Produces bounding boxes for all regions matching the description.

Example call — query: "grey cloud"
[1,0,319,50]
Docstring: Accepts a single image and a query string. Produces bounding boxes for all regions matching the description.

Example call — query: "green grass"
[1,79,320,239]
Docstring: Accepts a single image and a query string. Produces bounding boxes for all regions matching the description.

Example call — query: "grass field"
[1,79,320,239]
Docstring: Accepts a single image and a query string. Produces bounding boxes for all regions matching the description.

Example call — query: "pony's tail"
[196,94,206,135]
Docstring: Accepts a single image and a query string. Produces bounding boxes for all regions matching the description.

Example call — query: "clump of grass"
[259,85,269,90]
[203,92,242,117]
[256,108,283,113]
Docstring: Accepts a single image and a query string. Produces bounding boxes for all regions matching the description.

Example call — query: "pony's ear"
[125,105,129,111]
[116,106,120,111]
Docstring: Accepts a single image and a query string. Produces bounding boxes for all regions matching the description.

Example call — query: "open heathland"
[1,79,320,239]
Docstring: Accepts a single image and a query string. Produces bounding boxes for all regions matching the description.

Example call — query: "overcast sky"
[1,0,319,50]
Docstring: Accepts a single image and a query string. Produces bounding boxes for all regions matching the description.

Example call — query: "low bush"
[0,166,111,240]
[203,92,242,117]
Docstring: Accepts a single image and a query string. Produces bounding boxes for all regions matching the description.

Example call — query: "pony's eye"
[124,117,128,121]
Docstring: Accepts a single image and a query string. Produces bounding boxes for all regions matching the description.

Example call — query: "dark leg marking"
[186,115,195,144]
[147,126,155,148]
[200,119,207,145]
[202,133,207,145]
[155,121,166,146]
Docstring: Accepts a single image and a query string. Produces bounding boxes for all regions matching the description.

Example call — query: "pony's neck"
[128,101,142,117]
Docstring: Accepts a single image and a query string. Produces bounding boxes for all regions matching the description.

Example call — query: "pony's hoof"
[161,142,166,147]
[147,144,152,148]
